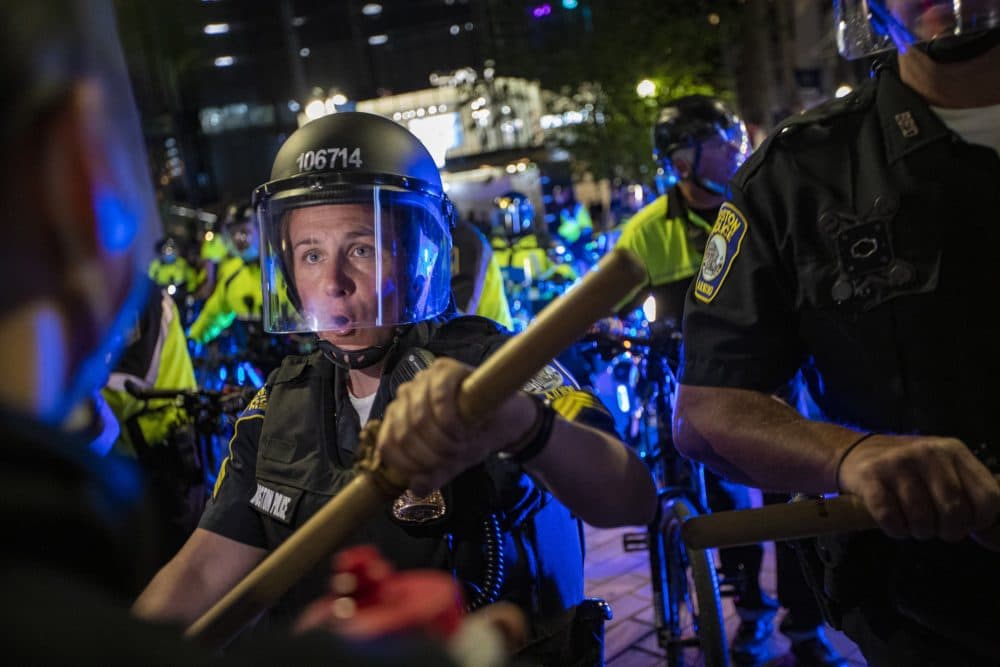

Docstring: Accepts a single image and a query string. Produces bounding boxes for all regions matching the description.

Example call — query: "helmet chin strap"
[317,327,405,370]
[917,29,1000,64]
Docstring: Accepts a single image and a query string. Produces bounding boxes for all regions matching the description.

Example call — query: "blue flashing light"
[95,190,138,252]
[243,362,264,388]
[616,383,630,413]
[562,0,578,8]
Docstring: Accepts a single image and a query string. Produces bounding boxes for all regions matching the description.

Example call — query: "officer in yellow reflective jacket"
[188,202,263,344]
[553,186,593,248]
[101,276,202,561]
[490,192,578,285]
[613,191,713,327]
[451,218,513,330]
[614,96,750,329]
[148,237,197,296]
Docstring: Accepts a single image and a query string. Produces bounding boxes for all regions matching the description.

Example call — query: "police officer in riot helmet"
[616,95,751,328]
[492,191,535,242]
[653,95,750,207]
[491,191,577,287]
[675,2,1000,666]
[135,112,656,649]
[149,236,197,299]
[221,200,260,263]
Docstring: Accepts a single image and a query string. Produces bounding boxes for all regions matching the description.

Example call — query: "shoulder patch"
[693,202,748,304]
[240,386,269,416]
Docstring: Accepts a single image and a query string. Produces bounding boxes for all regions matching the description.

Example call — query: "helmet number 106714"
[296,147,363,172]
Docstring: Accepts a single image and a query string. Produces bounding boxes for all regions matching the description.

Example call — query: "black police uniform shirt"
[200,315,618,626]
[679,65,1000,656]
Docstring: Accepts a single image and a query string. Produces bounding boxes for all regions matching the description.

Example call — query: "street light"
[636,79,656,98]
[304,99,326,120]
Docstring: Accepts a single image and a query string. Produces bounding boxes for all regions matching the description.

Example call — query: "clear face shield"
[37,1,160,424]
[836,0,1000,59]
[656,122,751,197]
[258,185,452,335]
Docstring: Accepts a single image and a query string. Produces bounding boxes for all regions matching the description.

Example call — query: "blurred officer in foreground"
[674,2,1000,665]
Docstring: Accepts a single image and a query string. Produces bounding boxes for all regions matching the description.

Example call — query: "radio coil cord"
[464,514,505,612]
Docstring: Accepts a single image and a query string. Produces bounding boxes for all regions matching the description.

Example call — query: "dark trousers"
[825,535,1000,666]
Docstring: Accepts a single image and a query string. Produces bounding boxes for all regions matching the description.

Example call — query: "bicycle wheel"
[663,497,728,667]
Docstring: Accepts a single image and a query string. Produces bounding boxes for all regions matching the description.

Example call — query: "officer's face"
[677,134,746,198]
[227,221,260,260]
[286,203,396,350]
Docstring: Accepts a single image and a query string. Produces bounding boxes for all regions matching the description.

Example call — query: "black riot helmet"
[836,0,1000,62]
[491,191,535,240]
[252,112,454,366]
[652,95,751,197]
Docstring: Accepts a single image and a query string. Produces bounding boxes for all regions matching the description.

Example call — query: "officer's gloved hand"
[376,357,538,496]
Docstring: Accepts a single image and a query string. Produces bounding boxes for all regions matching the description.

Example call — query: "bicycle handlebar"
[582,318,681,348]
[681,475,1000,549]
[123,379,194,401]
[123,379,252,411]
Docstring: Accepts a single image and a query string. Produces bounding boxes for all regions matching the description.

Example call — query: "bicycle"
[123,379,257,497]
[582,318,729,667]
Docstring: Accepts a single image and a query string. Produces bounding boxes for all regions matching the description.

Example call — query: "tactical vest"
[251,317,584,626]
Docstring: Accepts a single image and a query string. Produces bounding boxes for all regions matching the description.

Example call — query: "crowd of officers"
[3,1,999,666]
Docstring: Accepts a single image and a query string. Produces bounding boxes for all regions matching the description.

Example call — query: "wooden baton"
[185,248,647,647]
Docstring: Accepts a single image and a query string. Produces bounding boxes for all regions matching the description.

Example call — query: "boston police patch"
[694,202,748,303]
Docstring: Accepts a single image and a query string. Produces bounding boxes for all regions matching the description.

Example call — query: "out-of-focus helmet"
[1,0,159,423]
[491,191,535,239]
[252,111,454,335]
[652,95,751,196]
[222,200,260,262]
[835,0,1000,62]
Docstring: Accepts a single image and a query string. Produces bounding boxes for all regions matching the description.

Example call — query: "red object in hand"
[293,544,464,642]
